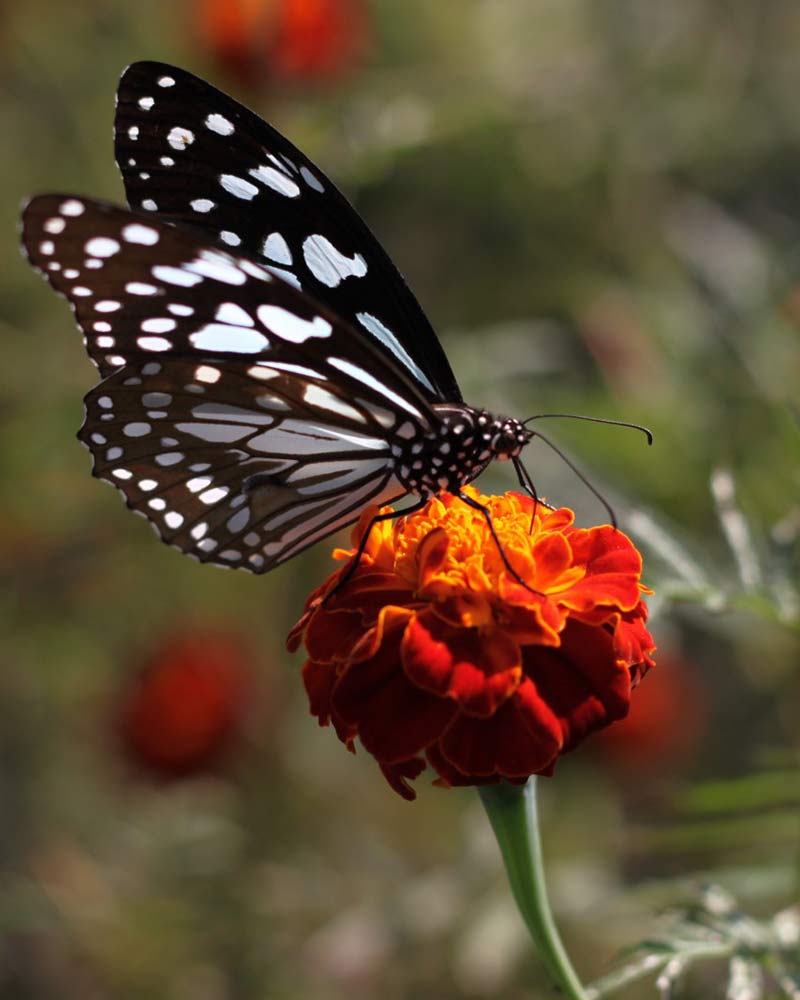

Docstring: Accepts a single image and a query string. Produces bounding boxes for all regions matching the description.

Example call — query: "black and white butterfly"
[21,61,539,577]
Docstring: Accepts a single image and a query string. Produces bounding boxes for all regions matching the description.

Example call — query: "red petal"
[402,612,523,717]
[614,602,656,676]
[379,756,427,801]
[436,684,563,779]
[525,618,632,752]
[332,613,457,763]
[302,657,338,727]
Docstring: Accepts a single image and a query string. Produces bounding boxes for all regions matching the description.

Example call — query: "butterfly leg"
[512,456,540,531]
[513,456,557,533]
[323,497,430,604]
[455,489,543,596]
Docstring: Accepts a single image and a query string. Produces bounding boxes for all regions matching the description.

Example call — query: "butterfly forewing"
[80,357,407,572]
[114,61,462,402]
[21,195,436,418]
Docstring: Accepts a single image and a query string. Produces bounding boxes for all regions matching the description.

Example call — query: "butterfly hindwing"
[80,357,407,572]
[114,60,462,402]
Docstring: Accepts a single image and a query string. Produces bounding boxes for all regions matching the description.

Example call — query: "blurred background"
[1,1,798,997]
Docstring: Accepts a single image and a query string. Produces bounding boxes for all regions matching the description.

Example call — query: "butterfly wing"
[21,194,431,570]
[114,60,462,403]
[81,359,406,572]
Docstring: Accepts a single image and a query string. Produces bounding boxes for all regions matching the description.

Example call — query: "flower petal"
[434,681,563,780]
[333,611,457,763]
[525,618,632,753]
[402,611,523,717]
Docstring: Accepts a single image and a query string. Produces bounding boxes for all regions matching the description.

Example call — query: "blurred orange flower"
[195,0,371,85]
[288,487,656,800]
[119,630,252,779]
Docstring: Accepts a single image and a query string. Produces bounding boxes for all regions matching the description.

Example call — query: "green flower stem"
[479,777,588,1000]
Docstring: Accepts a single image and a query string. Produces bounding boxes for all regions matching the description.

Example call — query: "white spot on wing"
[357,312,435,393]
[205,113,235,135]
[248,165,300,198]
[328,358,424,419]
[158,75,175,87]
[167,126,194,150]
[265,266,301,290]
[190,324,268,354]
[199,486,230,504]
[248,420,387,456]
[215,302,255,327]
[143,392,172,407]
[191,403,272,426]
[219,174,259,200]
[303,235,367,288]
[177,423,253,443]
[141,199,158,211]
[60,200,84,216]
[303,384,366,424]
[190,198,216,213]
[226,508,250,533]
[300,166,324,192]
[185,251,246,285]
[141,318,176,333]
[262,232,292,264]
[152,265,203,287]
[138,96,154,110]
[123,422,151,437]
[256,306,331,344]
[126,282,158,297]
[138,336,172,352]
[123,224,159,245]
[195,365,221,384]
[220,231,241,246]
[85,237,120,258]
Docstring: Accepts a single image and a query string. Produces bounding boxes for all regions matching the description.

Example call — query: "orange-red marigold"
[288,487,656,800]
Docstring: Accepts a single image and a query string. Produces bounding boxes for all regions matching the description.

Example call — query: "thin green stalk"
[479,777,587,1000]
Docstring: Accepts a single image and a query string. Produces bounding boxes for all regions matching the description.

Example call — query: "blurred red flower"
[288,487,656,800]
[594,654,707,775]
[195,0,371,85]
[119,630,253,779]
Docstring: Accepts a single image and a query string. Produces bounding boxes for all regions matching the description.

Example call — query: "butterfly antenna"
[524,413,653,445]
[531,431,619,529]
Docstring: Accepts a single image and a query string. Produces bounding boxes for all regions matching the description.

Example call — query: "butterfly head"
[486,415,533,463]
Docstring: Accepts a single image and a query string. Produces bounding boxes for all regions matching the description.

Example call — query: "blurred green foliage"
[0,1,798,997]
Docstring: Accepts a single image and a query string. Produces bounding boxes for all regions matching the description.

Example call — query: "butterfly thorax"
[390,405,532,498]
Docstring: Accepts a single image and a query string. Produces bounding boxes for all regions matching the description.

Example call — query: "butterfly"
[21,61,541,580]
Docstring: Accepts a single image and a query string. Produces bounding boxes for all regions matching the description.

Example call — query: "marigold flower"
[288,486,656,800]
